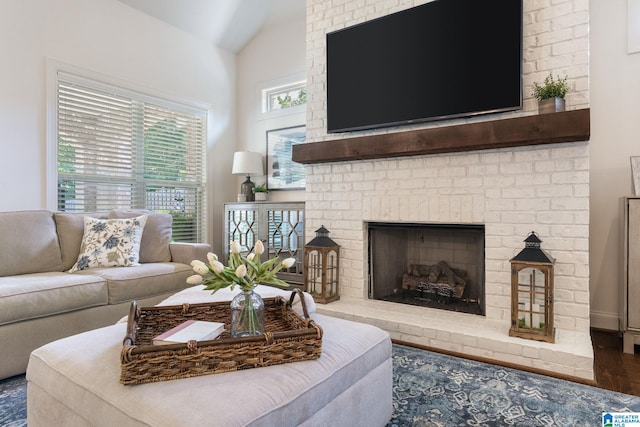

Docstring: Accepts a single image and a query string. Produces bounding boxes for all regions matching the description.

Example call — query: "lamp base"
[241,176,255,202]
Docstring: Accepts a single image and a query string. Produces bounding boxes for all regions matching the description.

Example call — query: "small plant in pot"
[532,73,569,114]
[253,184,268,201]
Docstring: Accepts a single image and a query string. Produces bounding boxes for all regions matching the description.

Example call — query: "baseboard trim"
[590,311,620,331]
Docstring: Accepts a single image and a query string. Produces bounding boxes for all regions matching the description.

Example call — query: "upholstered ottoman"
[26,287,392,427]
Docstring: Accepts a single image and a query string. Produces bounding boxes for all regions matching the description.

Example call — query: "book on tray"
[152,320,225,345]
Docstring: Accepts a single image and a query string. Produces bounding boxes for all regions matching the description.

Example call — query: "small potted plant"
[532,73,569,114]
[253,184,268,201]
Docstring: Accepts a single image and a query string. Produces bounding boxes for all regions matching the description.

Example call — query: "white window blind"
[56,72,207,242]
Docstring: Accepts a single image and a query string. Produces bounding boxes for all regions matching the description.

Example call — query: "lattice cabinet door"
[265,204,305,285]
[224,204,260,259]
[224,202,305,286]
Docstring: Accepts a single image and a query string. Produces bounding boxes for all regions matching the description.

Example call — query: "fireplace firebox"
[368,222,485,315]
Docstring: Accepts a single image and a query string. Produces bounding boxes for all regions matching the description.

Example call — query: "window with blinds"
[55,72,207,242]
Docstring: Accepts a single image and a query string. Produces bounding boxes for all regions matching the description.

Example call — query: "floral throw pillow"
[68,215,148,273]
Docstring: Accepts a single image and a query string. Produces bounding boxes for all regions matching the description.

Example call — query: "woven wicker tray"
[120,289,323,385]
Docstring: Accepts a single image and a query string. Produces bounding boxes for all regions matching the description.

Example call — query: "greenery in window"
[144,119,187,181]
[276,89,307,108]
[57,139,76,211]
[142,118,198,241]
[170,211,197,242]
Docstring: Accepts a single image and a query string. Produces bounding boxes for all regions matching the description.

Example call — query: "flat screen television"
[326,0,523,133]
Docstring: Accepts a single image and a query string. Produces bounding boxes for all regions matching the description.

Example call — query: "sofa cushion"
[73,263,192,304]
[108,210,172,263]
[69,216,148,273]
[0,210,63,276]
[54,212,109,271]
[0,272,107,326]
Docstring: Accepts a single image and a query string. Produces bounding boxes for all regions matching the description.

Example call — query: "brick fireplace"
[301,0,593,380]
[299,137,593,380]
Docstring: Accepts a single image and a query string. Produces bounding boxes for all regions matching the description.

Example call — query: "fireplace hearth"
[368,222,485,315]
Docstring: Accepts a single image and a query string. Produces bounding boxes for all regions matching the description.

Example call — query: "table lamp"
[232,151,264,202]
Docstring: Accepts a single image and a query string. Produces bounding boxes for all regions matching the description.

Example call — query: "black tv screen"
[326,0,523,133]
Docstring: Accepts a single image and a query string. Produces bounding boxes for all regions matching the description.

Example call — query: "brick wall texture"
[304,0,590,334]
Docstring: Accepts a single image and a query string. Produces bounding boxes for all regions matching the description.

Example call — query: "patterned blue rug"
[0,374,26,427]
[389,344,640,426]
[2,344,640,426]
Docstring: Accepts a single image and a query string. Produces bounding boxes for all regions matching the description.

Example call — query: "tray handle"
[287,288,310,319]
[122,300,139,346]
[288,289,323,339]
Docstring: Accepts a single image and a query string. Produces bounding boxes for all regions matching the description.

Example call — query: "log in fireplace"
[368,222,485,315]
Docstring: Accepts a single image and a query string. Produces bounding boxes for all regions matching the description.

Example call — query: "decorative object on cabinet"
[304,225,340,304]
[232,151,264,202]
[266,125,306,190]
[623,196,640,353]
[253,184,268,201]
[509,232,555,343]
[224,202,304,285]
[631,157,640,196]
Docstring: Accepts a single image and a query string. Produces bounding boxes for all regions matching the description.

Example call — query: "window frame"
[46,60,211,242]
[262,80,307,113]
[259,73,307,117]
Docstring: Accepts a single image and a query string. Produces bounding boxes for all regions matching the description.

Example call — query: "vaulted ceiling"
[118,0,305,52]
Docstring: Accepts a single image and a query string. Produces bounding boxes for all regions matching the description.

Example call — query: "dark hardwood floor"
[592,328,640,396]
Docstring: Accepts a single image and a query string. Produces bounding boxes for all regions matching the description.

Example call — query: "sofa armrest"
[169,242,212,265]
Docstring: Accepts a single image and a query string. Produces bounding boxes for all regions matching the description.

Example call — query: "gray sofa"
[0,209,211,380]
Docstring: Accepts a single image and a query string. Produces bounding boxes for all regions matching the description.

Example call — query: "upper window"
[51,69,208,242]
[262,80,306,113]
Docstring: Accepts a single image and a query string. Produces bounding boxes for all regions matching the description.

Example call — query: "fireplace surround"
[295,112,593,380]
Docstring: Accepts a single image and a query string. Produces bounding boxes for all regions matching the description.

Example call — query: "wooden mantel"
[292,108,590,164]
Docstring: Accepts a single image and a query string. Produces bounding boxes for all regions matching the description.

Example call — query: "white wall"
[0,0,236,250]
[589,0,640,329]
[236,17,306,202]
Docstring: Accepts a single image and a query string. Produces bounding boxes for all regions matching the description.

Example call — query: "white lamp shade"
[232,151,264,176]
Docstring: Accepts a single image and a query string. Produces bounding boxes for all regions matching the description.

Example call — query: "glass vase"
[230,288,265,337]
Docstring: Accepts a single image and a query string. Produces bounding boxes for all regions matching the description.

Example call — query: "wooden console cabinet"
[623,196,640,353]
[223,202,305,285]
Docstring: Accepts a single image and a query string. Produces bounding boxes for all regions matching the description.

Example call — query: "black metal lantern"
[509,232,555,343]
[304,226,340,304]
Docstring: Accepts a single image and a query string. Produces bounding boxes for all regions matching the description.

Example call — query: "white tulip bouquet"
[187,240,294,294]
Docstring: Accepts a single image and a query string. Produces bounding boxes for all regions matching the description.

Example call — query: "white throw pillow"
[68,215,148,272]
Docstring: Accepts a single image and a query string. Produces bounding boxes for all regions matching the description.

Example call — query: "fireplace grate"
[379,289,483,315]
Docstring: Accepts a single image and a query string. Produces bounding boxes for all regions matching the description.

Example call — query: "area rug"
[389,344,640,426]
[3,344,640,426]
[0,374,26,427]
